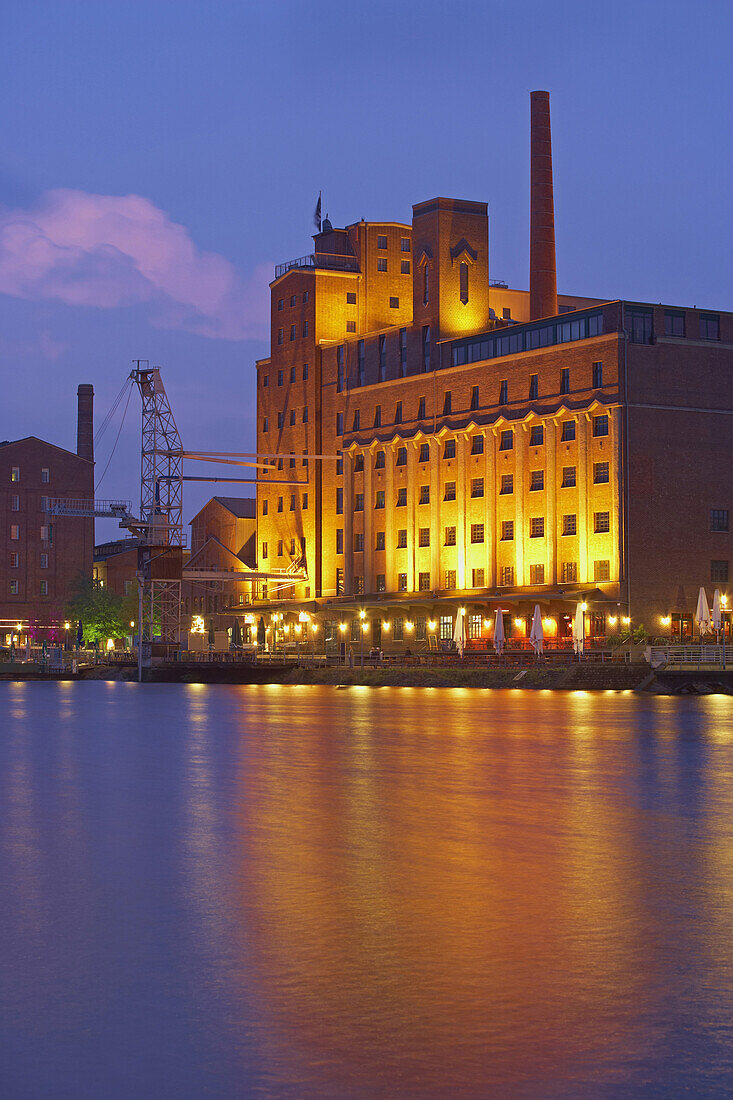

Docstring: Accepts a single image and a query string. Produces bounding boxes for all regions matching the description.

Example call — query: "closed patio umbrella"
[493,609,505,655]
[257,616,266,648]
[695,587,712,635]
[712,589,722,633]
[231,619,242,649]
[572,602,585,655]
[453,608,466,657]
[529,604,544,656]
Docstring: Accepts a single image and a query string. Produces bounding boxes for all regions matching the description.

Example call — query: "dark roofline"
[0,436,93,462]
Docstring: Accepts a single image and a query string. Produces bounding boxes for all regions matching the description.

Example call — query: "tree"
[65,575,137,645]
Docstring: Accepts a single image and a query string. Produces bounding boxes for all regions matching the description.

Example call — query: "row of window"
[375,259,411,275]
[453,311,604,367]
[261,493,309,515]
[261,537,306,560]
[8,580,49,595]
[8,467,51,483]
[338,559,612,597]
[334,511,612,550]
[262,407,310,432]
[6,525,54,541]
[8,552,49,567]
[277,292,310,310]
[277,321,310,344]
[337,416,609,453]
[261,363,309,388]
[628,307,720,344]
[376,235,411,252]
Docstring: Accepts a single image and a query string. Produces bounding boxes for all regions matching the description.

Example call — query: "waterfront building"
[254,94,732,651]
[0,385,94,645]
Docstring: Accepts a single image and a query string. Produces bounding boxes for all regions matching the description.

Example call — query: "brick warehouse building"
[254,92,732,651]
[0,385,94,644]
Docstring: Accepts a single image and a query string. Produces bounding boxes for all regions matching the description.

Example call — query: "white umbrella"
[529,604,544,656]
[453,608,466,657]
[712,589,722,632]
[696,587,712,634]
[493,609,505,655]
[572,602,585,655]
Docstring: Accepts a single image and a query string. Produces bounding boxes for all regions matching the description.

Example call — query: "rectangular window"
[459,262,469,304]
[378,258,388,272]
[471,523,485,543]
[290,410,296,425]
[418,397,426,419]
[302,321,309,337]
[262,499,268,515]
[277,497,283,513]
[530,517,545,538]
[378,335,386,382]
[501,520,514,541]
[376,573,386,592]
[444,573,456,592]
[419,528,430,547]
[41,467,50,483]
[374,405,382,428]
[529,564,544,585]
[499,379,508,405]
[401,237,410,252]
[40,580,48,596]
[471,435,484,455]
[354,533,364,553]
[354,493,364,512]
[444,481,456,501]
[10,552,19,568]
[336,529,343,554]
[377,234,388,249]
[337,345,344,392]
[39,552,49,569]
[353,410,361,432]
[347,292,357,304]
[401,260,411,274]
[290,325,296,341]
[500,474,513,495]
[277,329,284,345]
[336,412,344,435]
[396,446,407,466]
[399,328,407,375]
[529,374,538,400]
[422,325,431,371]
[561,561,577,583]
[700,314,720,340]
[711,509,729,532]
[336,487,343,514]
[445,526,456,546]
[419,443,429,463]
[594,511,610,533]
[375,450,385,469]
[500,566,515,587]
[561,420,576,442]
[530,470,544,491]
[397,487,407,507]
[711,560,729,582]
[560,368,570,395]
[628,308,653,344]
[594,560,611,582]
[562,514,577,536]
[389,296,399,309]
[357,340,365,387]
[398,573,408,592]
[592,361,603,388]
[662,310,686,336]
[562,466,577,488]
[419,485,430,505]
[593,414,609,437]
[303,363,309,380]
[11,494,19,511]
[277,298,283,311]
[375,490,385,509]
[444,439,456,459]
[499,430,513,451]
[397,529,407,548]
[375,531,385,551]
[10,580,18,595]
[470,385,479,411]
[11,466,19,482]
[263,417,269,433]
[594,461,610,484]
[303,407,309,423]
[442,390,451,415]
[418,572,431,592]
[335,569,344,595]
[302,493,308,510]
[471,477,484,498]
[262,542,268,559]
[530,425,544,446]
[278,540,283,556]
[395,401,402,424]
[277,412,284,429]
[263,375,269,387]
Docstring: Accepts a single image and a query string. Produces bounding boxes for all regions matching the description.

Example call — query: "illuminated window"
[418,572,431,591]
[529,374,538,400]
[10,552,19,567]
[10,580,18,594]
[378,259,387,272]
[561,562,577,582]
[471,569,485,589]
[336,569,344,594]
[397,529,407,547]
[419,443,429,463]
[419,485,430,505]
[377,235,387,249]
[562,514,577,535]
[376,573,386,591]
[594,559,610,581]
[394,617,404,639]
[561,466,576,488]
[401,260,410,274]
[444,482,456,501]
[471,523,484,543]
[376,532,385,551]
[529,564,544,585]
[594,511,610,533]
[471,477,484,498]
[500,566,514,586]
[11,466,19,482]
[445,526,456,545]
[397,488,407,507]
[500,475,513,494]
[530,517,545,538]
[444,574,456,593]
[501,521,513,541]
[444,440,456,459]
[499,430,513,451]
[561,420,575,441]
[398,573,408,591]
[560,368,570,395]
[594,461,609,484]
[530,470,544,491]
[353,576,364,596]
[419,528,430,547]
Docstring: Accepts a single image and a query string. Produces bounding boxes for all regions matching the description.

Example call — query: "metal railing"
[274,252,360,279]
[647,644,733,670]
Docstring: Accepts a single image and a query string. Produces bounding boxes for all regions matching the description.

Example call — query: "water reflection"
[1,685,733,1097]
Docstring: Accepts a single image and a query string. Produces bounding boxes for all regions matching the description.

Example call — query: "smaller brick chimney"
[77,384,94,463]
[529,90,558,321]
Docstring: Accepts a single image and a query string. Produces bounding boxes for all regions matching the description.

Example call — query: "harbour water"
[2,683,733,1097]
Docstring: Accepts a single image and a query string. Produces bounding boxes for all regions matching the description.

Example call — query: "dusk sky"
[2,0,731,529]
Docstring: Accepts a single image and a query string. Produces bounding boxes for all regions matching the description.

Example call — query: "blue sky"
[2,0,731,528]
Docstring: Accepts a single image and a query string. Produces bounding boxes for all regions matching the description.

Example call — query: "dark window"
[396,447,407,466]
[401,237,410,252]
[290,410,296,425]
[711,560,729,582]
[336,412,344,435]
[375,490,385,509]
[628,308,653,344]
[442,390,451,415]
[353,451,363,470]
[401,260,411,274]
[459,262,469,304]
[662,310,684,336]
[397,488,407,507]
[336,487,343,514]
[395,401,402,424]
[445,526,456,546]
[530,517,545,538]
[472,568,485,588]
[263,375,269,387]
[376,532,385,551]
[399,328,407,376]
[277,299,283,311]
[377,258,387,272]
[444,482,456,501]
[374,405,382,428]
[423,264,429,305]
[347,292,357,304]
[290,324,296,341]
[529,564,545,585]
[290,294,296,307]
[503,307,511,320]
[500,474,513,495]
[356,341,365,386]
[378,335,386,381]
[422,325,431,371]
[471,523,485,543]
[711,509,729,532]
[530,425,544,446]
[354,533,364,553]
[375,450,385,469]
[530,470,544,491]
[594,560,610,581]
[593,415,609,437]
[262,542,268,559]
[594,511,610,533]
[389,296,399,309]
[471,435,484,455]
[560,368,570,394]
[561,420,576,442]
[302,320,309,337]
[277,369,283,385]
[592,361,603,388]
[262,499,268,515]
[346,321,356,333]
[289,494,295,511]
[419,485,430,505]
[376,573,386,591]
[562,514,577,535]
[418,396,426,419]
[444,439,456,459]
[303,363,308,380]
[700,314,720,340]
[471,477,484,498]
[501,521,514,541]
[594,461,609,484]
[277,412,284,428]
[499,379,508,404]
[277,496,283,512]
[397,529,407,548]
[337,346,344,392]
[377,235,387,249]
[470,385,479,411]
[417,572,430,592]
[500,566,515,586]
[529,374,538,400]
[263,417,269,432]
[499,430,513,451]
[419,443,429,463]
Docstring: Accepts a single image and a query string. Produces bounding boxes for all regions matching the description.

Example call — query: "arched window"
[460,261,469,304]
[423,263,429,305]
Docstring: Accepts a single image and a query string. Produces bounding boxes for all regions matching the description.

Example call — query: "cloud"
[0,330,68,361]
[0,189,270,340]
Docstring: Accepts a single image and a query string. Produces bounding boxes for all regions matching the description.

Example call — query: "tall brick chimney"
[77,383,94,463]
[529,90,558,321]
